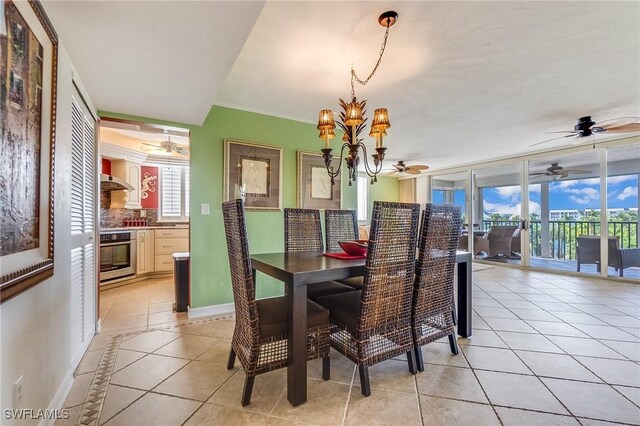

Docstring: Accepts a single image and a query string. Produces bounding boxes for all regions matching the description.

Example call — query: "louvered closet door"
[70,88,97,364]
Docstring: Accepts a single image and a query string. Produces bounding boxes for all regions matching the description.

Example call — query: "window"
[357,175,368,222]
[159,165,189,221]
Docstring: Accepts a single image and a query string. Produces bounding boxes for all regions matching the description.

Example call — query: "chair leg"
[415,346,425,372]
[227,347,236,370]
[407,350,417,374]
[359,366,371,397]
[452,307,458,326]
[322,355,330,381]
[241,375,255,406]
[448,334,459,355]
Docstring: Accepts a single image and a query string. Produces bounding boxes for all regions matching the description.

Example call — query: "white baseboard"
[40,369,74,426]
[187,303,234,319]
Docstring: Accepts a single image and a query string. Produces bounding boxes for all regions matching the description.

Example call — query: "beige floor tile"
[552,311,607,326]
[179,319,235,338]
[208,370,285,414]
[475,370,568,414]
[270,379,351,425]
[473,306,518,319]
[154,360,235,401]
[594,314,640,328]
[112,349,147,373]
[495,407,579,425]
[415,364,488,403]
[54,405,82,425]
[614,385,640,406]
[547,336,627,359]
[461,346,531,374]
[570,303,626,316]
[63,373,94,408]
[525,321,589,338]
[119,330,180,353]
[516,351,601,382]
[458,329,509,348]
[88,333,113,351]
[575,356,640,387]
[421,342,469,368]
[76,349,104,375]
[103,392,201,426]
[599,339,640,361]
[148,311,189,326]
[509,308,560,322]
[345,388,421,425]
[542,377,640,424]
[185,403,301,426]
[104,303,149,319]
[307,350,355,385]
[111,354,189,390]
[101,314,149,332]
[358,359,417,394]
[99,385,145,425]
[572,323,639,342]
[149,301,175,313]
[496,331,564,353]
[149,292,175,303]
[196,340,233,365]
[483,317,539,334]
[154,334,220,359]
[533,302,582,313]
[418,396,500,425]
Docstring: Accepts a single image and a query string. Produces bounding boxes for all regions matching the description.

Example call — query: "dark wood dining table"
[250,250,473,407]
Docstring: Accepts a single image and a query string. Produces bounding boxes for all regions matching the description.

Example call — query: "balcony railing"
[482,220,638,261]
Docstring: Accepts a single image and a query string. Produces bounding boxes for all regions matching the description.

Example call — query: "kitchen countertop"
[101,225,189,232]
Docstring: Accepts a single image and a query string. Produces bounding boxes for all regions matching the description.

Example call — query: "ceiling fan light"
[344,101,364,126]
[317,109,336,131]
[371,108,391,131]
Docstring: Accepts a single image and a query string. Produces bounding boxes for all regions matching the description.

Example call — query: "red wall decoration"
[140,166,159,209]
[101,158,111,175]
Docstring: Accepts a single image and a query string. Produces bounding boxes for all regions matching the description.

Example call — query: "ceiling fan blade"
[594,116,640,128]
[599,123,640,133]
[142,142,160,148]
[404,169,421,175]
[529,134,577,147]
[409,165,429,170]
[529,172,548,176]
[544,131,578,134]
[560,169,591,174]
[177,147,190,157]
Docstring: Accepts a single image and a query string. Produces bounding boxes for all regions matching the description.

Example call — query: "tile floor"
[59,267,640,425]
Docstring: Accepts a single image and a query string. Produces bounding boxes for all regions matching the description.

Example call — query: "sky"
[433,174,638,217]
[483,174,638,216]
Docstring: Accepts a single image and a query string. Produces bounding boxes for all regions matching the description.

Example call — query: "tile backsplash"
[100,190,185,228]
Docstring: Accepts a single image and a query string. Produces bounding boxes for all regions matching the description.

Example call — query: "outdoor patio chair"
[577,235,640,277]
[315,201,421,396]
[222,200,330,406]
[284,208,354,300]
[487,225,518,260]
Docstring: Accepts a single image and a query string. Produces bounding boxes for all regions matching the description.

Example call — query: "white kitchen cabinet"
[154,228,189,272]
[136,230,155,274]
[110,160,142,209]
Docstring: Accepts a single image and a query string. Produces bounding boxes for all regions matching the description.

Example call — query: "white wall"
[1,44,94,424]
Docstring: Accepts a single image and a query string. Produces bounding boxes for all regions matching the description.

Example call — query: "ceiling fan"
[142,137,189,157]
[390,161,429,175]
[529,163,591,180]
[531,116,640,147]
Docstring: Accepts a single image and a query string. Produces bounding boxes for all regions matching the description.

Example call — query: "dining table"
[249,250,473,407]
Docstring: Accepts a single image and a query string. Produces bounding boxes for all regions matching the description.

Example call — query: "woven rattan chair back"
[325,209,359,251]
[284,208,324,253]
[222,200,260,369]
[413,204,462,349]
[357,201,420,363]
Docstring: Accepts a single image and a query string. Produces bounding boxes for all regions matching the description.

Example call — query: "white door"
[70,88,97,365]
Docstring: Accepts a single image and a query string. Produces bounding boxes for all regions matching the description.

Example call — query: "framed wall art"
[297,151,341,209]
[1,0,58,302]
[224,139,282,210]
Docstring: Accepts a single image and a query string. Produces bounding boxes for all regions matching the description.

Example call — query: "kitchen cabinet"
[154,228,189,272]
[110,160,142,209]
[136,230,155,274]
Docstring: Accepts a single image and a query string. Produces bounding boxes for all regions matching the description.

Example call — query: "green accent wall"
[99,106,397,308]
[367,176,399,220]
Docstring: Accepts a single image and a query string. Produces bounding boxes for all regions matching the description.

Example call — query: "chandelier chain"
[350,21,391,100]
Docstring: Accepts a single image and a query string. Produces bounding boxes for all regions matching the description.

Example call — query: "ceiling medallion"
[316,11,398,186]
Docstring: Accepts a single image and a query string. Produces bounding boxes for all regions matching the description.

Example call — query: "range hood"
[100,174,134,191]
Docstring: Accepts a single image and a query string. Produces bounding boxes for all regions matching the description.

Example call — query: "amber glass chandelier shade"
[319,129,336,140]
[344,101,364,126]
[317,109,336,131]
[371,108,391,131]
[369,127,387,138]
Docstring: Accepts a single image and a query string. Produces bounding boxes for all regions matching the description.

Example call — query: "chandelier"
[316,11,398,186]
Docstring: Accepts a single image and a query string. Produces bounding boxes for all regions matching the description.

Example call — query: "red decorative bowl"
[338,240,368,256]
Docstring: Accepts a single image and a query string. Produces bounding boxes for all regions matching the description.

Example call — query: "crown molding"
[100,142,148,164]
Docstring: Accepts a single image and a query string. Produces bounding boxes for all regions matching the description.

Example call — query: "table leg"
[286,280,308,406]
[457,260,472,337]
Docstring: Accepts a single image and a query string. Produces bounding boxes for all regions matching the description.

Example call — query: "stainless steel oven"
[100,231,137,282]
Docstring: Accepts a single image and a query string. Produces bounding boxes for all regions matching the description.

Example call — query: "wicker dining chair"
[223,200,331,406]
[316,201,421,396]
[325,209,364,290]
[284,208,354,300]
[412,204,462,371]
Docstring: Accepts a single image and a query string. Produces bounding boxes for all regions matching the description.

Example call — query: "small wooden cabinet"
[136,230,155,274]
[154,228,189,272]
